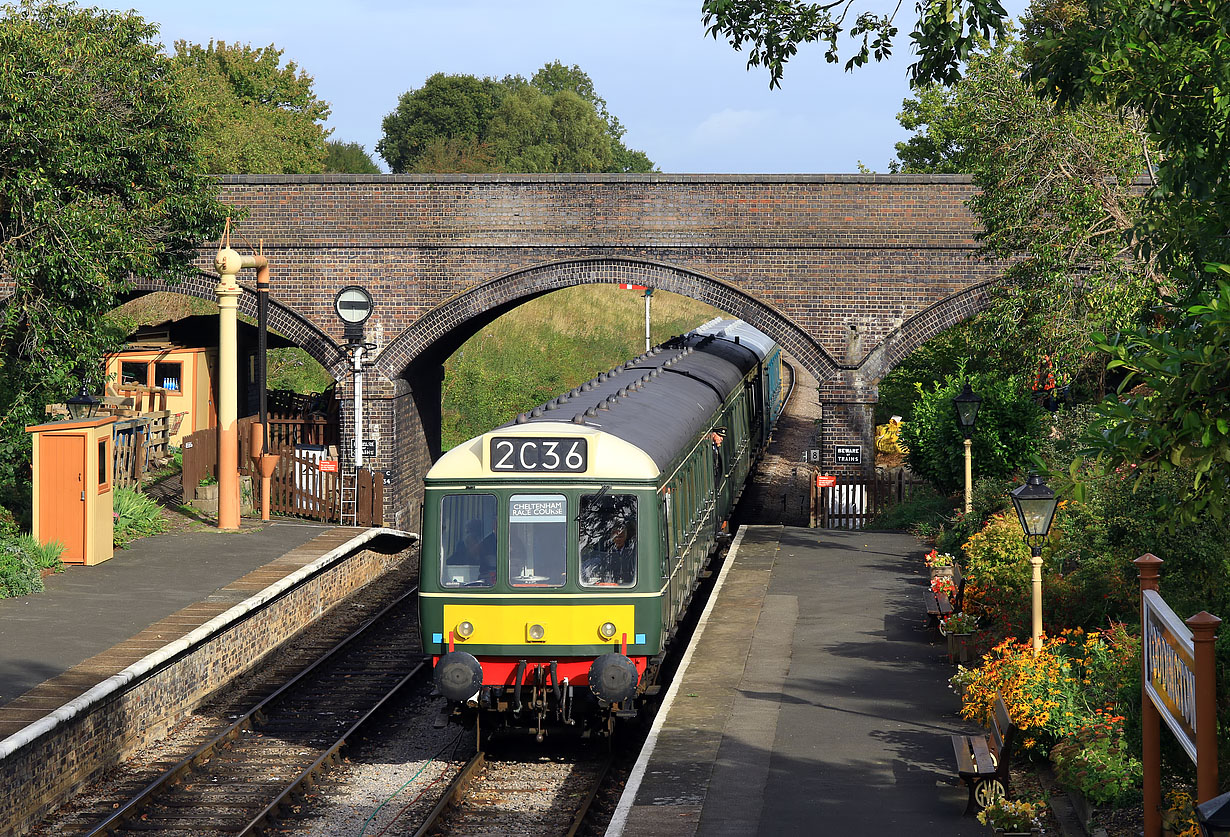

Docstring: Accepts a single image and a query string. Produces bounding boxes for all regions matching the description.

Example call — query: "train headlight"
[456,620,474,639]
[527,622,547,642]
[599,621,618,640]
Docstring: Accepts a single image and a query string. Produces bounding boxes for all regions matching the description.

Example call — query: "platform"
[0,520,365,738]
[609,525,988,837]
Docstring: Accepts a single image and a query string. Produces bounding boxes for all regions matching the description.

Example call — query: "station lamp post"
[953,382,982,514]
[1010,472,1059,654]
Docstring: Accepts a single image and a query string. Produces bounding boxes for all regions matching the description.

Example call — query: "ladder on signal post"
[339,465,358,527]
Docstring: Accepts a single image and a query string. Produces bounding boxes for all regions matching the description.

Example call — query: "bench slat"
[970,735,995,774]
[951,735,977,775]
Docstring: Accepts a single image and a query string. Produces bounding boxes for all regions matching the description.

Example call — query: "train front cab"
[421,480,666,729]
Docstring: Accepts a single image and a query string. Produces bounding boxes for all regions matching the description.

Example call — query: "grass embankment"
[441,286,723,449]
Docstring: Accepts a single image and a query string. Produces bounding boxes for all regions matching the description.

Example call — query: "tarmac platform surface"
[610,525,989,837]
[0,520,362,738]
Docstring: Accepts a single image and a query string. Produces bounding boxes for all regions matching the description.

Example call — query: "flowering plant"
[977,795,1042,831]
[940,611,978,634]
[1050,712,1141,806]
[925,549,955,568]
[930,575,957,599]
[1163,790,1200,837]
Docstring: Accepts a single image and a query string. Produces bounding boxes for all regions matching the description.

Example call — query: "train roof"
[428,319,775,482]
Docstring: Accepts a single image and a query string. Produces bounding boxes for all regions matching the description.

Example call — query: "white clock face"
[335,287,372,324]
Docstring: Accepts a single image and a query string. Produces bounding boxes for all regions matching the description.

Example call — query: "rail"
[85,585,424,836]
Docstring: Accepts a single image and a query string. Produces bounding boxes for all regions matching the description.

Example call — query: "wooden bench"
[924,562,964,632]
[952,694,1017,815]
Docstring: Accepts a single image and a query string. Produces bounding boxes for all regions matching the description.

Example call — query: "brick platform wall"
[0,544,408,836]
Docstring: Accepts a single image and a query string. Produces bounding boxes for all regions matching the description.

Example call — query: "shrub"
[899,368,1046,493]
[0,539,43,597]
[113,487,166,547]
[865,483,954,531]
[15,533,63,571]
[1051,713,1142,806]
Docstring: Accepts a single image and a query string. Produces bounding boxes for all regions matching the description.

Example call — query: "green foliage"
[324,140,380,174]
[377,63,654,174]
[0,542,42,597]
[441,287,721,448]
[172,40,331,174]
[267,347,333,395]
[1051,717,1142,806]
[864,483,954,532]
[1083,277,1230,525]
[893,37,1155,395]
[113,486,166,547]
[700,0,1009,89]
[0,530,61,598]
[0,1,228,495]
[899,369,1045,494]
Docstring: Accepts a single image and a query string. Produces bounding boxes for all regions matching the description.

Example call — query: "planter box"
[930,563,958,580]
[947,630,975,664]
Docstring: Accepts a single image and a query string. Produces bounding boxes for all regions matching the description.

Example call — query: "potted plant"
[977,795,1043,836]
[939,611,978,663]
[925,548,957,579]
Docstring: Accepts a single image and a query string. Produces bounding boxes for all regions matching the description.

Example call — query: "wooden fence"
[111,413,173,489]
[810,468,926,529]
[181,423,382,525]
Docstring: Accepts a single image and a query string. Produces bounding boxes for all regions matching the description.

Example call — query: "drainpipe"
[214,246,269,531]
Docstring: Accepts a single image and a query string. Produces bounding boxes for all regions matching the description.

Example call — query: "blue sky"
[102,0,1026,174]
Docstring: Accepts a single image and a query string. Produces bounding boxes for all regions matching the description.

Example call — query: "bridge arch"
[374,257,839,382]
[127,275,341,372]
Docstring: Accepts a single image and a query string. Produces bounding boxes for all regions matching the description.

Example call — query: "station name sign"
[490,437,588,473]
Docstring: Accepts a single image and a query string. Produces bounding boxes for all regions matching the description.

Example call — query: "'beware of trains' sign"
[834,445,862,465]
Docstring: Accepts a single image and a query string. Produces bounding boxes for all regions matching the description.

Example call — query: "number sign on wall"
[489,437,588,473]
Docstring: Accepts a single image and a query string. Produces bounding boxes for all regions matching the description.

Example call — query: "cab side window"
[440,494,497,588]
[579,494,637,587]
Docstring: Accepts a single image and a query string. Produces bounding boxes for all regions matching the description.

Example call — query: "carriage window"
[440,494,497,588]
[508,494,566,587]
[579,494,637,588]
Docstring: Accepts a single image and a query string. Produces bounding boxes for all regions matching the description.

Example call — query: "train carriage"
[420,318,782,735]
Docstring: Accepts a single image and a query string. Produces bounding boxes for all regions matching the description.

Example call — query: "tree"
[0,1,228,488]
[529,61,655,173]
[700,0,1009,88]
[172,40,331,174]
[487,87,613,173]
[892,37,1155,397]
[325,141,381,174]
[377,63,655,174]
[377,73,507,173]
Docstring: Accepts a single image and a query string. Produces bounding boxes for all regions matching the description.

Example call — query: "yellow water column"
[213,244,268,530]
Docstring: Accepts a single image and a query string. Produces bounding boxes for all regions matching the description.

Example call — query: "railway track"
[82,587,425,837]
[414,747,612,837]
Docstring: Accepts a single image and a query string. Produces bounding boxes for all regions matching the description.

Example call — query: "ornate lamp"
[65,382,101,420]
[1010,472,1059,653]
[953,383,982,513]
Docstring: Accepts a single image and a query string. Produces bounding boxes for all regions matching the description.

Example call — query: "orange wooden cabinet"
[26,416,116,565]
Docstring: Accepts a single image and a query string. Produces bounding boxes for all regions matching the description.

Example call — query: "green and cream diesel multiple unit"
[420,319,783,732]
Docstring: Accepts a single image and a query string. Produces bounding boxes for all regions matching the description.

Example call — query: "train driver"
[446,518,496,586]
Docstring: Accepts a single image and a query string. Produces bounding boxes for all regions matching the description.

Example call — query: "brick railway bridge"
[60,174,1006,527]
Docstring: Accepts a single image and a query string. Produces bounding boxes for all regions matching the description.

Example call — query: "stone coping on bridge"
[218,172,978,185]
